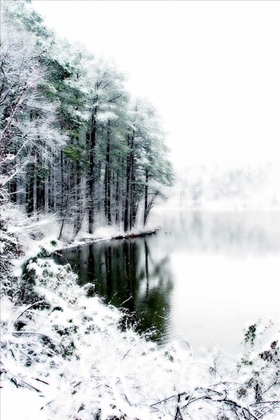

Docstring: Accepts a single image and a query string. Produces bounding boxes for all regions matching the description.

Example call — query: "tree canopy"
[0,0,173,238]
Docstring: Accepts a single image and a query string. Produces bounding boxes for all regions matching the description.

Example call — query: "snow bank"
[1,203,279,419]
[1,253,280,419]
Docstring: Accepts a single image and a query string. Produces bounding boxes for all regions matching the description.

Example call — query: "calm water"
[57,210,280,352]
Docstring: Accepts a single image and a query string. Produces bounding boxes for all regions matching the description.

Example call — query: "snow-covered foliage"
[1,0,174,239]
[1,242,280,419]
[0,11,66,190]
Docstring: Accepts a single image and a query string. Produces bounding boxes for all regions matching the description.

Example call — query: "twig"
[14,300,45,323]
[120,296,132,306]
[222,399,258,420]
[150,393,179,407]
[250,401,280,406]
[262,381,279,396]
[32,377,49,385]
[177,334,192,353]
[121,342,138,360]
[7,372,42,393]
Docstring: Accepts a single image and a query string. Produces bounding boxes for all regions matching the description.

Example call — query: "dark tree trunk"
[35,151,45,212]
[124,134,134,232]
[36,181,45,212]
[104,121,111,224]
[130,151,137,229]
[26,164,35,216]
[115,174,120,225]
[87,110,97,234]
[73,168,84,238]
[144,169,149,226]
[9,177,17,203]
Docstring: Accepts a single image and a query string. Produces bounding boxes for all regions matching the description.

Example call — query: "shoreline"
[54,226,161,253]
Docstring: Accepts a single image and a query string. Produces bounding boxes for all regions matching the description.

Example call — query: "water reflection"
[58,238,173,344]
[158,210,280,255]
[57,210,280,351]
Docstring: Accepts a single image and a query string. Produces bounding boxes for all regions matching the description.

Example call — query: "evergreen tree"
[0,0,173,238]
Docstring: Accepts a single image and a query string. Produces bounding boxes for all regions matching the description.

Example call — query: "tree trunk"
[130,150,137,229]
[124,134,134,232]
[26,163,34,216]
[144,169,149,226]
[104,121,111,224]
[36,150,45,213]
[8,177,17,203]
[115,173,120,225]
[87,110,97,234]
[73,167,84,238]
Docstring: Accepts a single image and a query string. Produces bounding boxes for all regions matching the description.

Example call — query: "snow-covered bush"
[234,322,280,416]
[0,214,24,299]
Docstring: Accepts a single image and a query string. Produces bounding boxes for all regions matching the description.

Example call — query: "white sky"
[32,1,280,169]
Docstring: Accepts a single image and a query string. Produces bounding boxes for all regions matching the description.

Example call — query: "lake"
[57,210,280,353]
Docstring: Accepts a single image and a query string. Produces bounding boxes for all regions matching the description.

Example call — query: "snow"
[1,255,279,419]
[1,207,280,419]
[1,382,48,420]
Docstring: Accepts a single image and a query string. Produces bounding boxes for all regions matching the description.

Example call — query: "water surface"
[58,210,280,352]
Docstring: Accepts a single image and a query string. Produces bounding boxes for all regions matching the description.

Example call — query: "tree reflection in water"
[58,237,174,345]
[55,210,280,351]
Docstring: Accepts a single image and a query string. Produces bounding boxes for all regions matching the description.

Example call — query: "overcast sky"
[33,1,280,169]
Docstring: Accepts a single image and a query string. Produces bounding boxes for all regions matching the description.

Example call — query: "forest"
[0,0,173,241]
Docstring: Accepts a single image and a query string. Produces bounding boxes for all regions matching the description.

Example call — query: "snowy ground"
[1,208,280,419]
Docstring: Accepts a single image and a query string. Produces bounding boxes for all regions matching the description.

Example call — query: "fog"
[33,1,280,168]
[171,162,280,210]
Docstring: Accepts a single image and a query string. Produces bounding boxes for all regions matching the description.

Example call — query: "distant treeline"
[176,164,279,208]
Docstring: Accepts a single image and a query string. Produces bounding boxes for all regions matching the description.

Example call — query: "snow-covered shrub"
[234,322,280,416]
[0,219,24,299]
